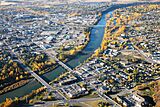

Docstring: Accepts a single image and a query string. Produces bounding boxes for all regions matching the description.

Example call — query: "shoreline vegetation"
[92,5,142,57]
[0,87,46,107]
[0,80,30,95]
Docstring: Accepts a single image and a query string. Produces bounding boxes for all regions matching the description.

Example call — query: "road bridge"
[14,59,54,91]
[13,57,67,100]
[63,24,106,28]
[47,53,74,73]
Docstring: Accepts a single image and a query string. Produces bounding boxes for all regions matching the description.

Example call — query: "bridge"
[13,57,67,100]
[58,22,106,28]
[46,52,85,81]
[64,24,106,28]
[14,59,53,91]
[46,53,74,73]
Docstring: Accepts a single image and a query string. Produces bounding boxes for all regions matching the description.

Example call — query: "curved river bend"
[0,2,156,103]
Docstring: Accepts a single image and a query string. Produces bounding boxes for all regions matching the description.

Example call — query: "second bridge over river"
[46,52,75,74]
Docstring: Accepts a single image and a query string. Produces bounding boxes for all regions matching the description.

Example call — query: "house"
[62,84,88,98]
[99,86,109,93]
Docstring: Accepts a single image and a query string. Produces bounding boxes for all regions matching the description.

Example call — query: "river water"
[0,2,156,103]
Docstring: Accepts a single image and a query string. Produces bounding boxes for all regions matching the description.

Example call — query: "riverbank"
[0,80,30,96]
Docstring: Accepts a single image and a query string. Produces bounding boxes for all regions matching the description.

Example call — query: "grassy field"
[70,99,106,107]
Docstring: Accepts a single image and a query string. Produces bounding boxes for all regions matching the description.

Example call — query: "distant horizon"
[1,0,159,2]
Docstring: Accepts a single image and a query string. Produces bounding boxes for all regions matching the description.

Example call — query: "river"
[0,2,158,103]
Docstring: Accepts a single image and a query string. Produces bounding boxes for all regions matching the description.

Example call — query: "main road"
[133,45,159,64]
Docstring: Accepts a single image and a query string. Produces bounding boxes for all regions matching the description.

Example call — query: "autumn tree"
[1,98,14,107]
[69,49,76,55]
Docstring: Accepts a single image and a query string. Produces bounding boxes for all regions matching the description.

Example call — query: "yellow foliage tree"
[94,48,101,57]
[2,98,14,107]
[69,49,76,55]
